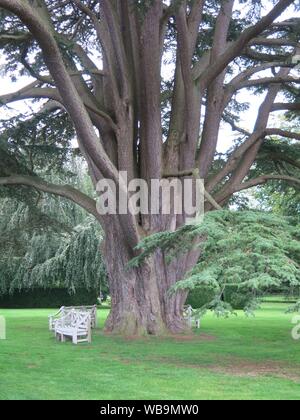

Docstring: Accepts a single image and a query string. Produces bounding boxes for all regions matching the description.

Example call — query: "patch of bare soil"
[169,334,217,342]
[122,336,150,342]
[208,357,300,382]
[113,334,213,343]
[107,352,300,382]
[19,326,39,331]
[27,364,38,369]
[139,354,300,382]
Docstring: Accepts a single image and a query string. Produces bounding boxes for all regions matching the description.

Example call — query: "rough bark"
[102,218,193,335]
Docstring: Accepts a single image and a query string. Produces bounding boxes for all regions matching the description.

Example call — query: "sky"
[0,1,299,155]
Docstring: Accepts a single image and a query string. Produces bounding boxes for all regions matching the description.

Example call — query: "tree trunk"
[102,220,192,336]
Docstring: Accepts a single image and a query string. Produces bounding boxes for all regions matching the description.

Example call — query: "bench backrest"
[76,312,91,330]
[55,310,91,331]
[49,305,97,331]
[62,305,96,314]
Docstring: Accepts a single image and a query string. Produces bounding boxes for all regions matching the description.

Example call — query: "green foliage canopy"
[130,210,300,315]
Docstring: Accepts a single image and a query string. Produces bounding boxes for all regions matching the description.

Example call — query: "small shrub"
[186,287,216,309]
[223,286,250,310]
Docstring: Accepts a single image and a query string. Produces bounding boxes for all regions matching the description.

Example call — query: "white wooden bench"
[183,305,201,329]
[54,310,92,345]
[49,305,97,331]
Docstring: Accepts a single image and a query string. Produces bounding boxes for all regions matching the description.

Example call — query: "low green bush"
[186,285,250,310]
[223,286,250,310]
[186,287,216,309]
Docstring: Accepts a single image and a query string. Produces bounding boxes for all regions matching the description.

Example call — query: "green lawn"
[0,303,300,400]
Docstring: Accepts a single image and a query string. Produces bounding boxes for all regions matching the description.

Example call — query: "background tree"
[0,0,299,335]
[254,128,300,216]
[0,159,107,296]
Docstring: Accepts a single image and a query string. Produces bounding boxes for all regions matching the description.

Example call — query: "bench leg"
[73,334,78,345]
[94,312,98,329]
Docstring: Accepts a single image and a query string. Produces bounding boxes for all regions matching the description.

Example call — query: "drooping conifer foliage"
[0,165,107,296]
[130,210,300,315]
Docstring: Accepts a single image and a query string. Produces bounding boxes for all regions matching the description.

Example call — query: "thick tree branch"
[176,2,201,168]
[211,174,300,205]
[272,102,300,112]
[223,61,292,106]
[0,83,117,133]
[196,0,295,87]
[206,130,265,192]
[140,1,163,181]
[0,82,60,105]
[198,0,235,178]
[0,174,100,220]
[270,18,300,28]
[71,0,123,108]
[222,113,251,137]
[0,32,32,43]
[243,47,290,62]
[0,0,140,248]
[0,1,112,173]
[238,76,300,90]
[166,0,204,172]
[236,174,300,193]
[249,37,299,47]
[208,67,291,194]
[265,128,300,141]
[188,0,205,38]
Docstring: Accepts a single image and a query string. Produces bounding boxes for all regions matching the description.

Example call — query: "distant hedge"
[0,288,100,309]
[187,286,249,310]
